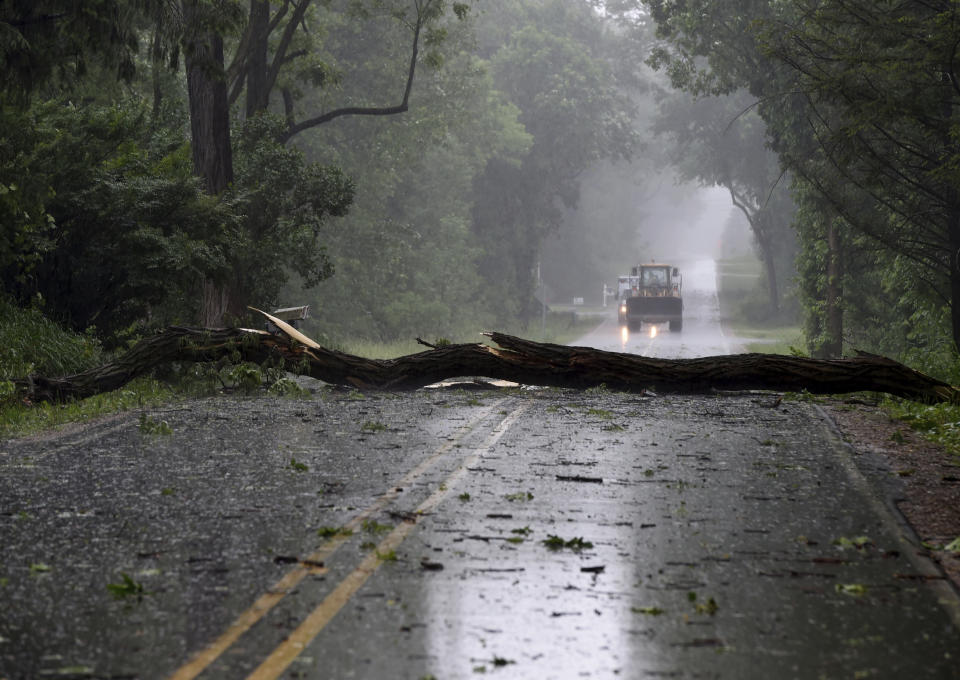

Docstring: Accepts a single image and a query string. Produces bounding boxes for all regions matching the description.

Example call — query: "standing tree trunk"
[183,0,234,327]
[942,66,960,353]
[948,204,960,352]
[822,215,844,358]
[150,27,164,119]
[729,186,780,318]
[758,232,780,316]
[245,0,270,118]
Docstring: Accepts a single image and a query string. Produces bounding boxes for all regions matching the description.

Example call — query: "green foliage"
[640,0,960,373]
[225,363,264,394]
[653,88,796,317]
[471,1,639,322]
[1,98,234,342]
[267,377,312,399]
[885,399,960,458]
[0,296,102,379]
[299,0,641,338]
[0,108,56,281]
[226,114,354,311]
[0,1,139,106]
[376,549,398,562]
[3,0,647,355]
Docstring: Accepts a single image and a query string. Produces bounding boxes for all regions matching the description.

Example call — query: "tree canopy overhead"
[1,0,660,348]
[625,0,960,369]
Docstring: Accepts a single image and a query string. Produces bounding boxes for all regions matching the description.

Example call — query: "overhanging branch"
[280,7,423,143]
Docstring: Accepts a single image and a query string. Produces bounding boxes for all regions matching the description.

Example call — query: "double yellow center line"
[170,399,527,680]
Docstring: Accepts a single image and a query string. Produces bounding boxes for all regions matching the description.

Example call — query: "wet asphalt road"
[2,259,960,679]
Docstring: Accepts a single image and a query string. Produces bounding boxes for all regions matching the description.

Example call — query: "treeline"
[609,0,960,375]
[0,0,651,348]
[6,1,955,384]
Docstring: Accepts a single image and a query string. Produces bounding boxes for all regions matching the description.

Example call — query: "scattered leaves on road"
[138,413,172,436]
[376,549,397,562]
[632,606,665,616]
[317,526,352,539]
[836,583,868,596]
[362,519,393,534]
[833,536,872,550]
[542,535,593,551]
[107,573,149,601]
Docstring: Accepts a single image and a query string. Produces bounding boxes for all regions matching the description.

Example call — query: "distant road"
[574,258,741,357]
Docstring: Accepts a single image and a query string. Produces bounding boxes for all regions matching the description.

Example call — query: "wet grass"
[716,257,803,354]
[884,398,960,458]
[0,377,177,440]
[0,298,177,438]
[738,326,804,354]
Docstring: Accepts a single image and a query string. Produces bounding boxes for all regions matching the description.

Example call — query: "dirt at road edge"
[826,402,960,593]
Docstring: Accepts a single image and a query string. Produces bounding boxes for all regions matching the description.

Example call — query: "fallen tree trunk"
[12,322,960,404]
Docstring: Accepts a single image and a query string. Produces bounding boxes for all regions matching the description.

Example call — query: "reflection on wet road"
[575,258,739,357]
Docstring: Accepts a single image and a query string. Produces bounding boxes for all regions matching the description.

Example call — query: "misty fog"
[541,169,755,305]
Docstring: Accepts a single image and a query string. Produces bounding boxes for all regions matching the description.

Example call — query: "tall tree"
[179,0,240,324]
[631,0,960,362]
[757,0,960,349]
[0,0,139,106]
[470,0,638,321]
[0,1,141,290]
[175,0,474,324]
[653,90,794,315]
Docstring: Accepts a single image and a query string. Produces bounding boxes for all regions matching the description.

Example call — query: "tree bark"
[759,232,780,316]
[183,14,233,193]
[245,0,271,118]
[822,215,843,358]
[183,0,234,327]
[14,327,960,405]
[728,187,779,316]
